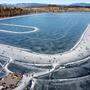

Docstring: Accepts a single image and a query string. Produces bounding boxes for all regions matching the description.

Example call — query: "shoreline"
[0,24,90,64]
[0,12,90,21]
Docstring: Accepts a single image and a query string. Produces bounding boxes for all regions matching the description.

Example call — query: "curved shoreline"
[0,12,90,21]
[0,24,90,65]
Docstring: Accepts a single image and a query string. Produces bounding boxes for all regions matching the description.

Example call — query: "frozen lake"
[0,12,90,54]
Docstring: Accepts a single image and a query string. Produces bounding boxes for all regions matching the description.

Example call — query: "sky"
[0,0,90,5]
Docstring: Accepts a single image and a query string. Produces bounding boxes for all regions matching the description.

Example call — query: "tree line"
[0,5,90,18]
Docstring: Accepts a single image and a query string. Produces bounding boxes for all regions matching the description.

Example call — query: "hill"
[70,3,90,7]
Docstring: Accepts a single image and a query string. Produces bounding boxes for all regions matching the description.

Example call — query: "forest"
[0,5,90,18]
